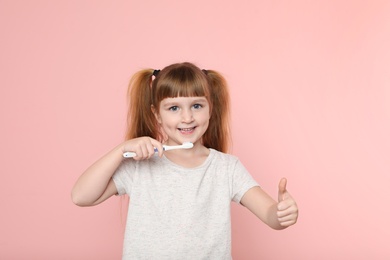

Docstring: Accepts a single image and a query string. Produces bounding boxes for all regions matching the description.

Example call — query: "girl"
[72,62,298,259]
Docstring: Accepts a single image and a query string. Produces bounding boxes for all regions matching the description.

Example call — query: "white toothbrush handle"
[123,152,137,158]
[123,143,192,158]
[162,145,181,151]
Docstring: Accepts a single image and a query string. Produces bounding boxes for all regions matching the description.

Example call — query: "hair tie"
[153,69,160,77]
[202,69,208,75]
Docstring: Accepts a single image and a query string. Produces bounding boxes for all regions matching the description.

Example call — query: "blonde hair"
[125,62,231,153]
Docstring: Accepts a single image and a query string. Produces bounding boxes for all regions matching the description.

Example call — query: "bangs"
[152,64,210,104]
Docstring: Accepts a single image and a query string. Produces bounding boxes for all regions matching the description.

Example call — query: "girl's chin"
[165,137,200,146]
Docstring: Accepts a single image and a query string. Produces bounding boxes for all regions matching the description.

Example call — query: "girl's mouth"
[178,127,196,133]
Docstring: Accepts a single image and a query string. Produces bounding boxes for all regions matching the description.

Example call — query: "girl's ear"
[151,105,162,124]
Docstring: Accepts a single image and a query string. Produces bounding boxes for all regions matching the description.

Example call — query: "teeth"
[179,127,194,131]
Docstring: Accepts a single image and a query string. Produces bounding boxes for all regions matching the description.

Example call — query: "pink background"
[1,0,390,259]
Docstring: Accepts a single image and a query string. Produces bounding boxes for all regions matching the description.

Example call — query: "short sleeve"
[112,159,136,196]
[231,160,259,203]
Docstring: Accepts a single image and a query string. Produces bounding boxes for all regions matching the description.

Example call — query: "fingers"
[133,143,154,160]
[123,137,163,160]
[277,209,298,227]
[278,219,297,227]
[277,191,299,227]
[277,178,298,227]
[278,177,287,202]
[150,139,164,157]
[277,207,298,227]
[277,200,296,217]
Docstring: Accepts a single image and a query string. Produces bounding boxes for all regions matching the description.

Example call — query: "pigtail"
[125,69,157,140]
[203,70,231,153]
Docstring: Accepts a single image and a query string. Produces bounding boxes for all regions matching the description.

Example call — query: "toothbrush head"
[182,142,194,149]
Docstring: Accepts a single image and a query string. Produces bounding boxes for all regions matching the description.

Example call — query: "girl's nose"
[181,109,194,123]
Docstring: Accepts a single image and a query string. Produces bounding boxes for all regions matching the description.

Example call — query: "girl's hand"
[122,137,164,160]
[277,178,299,227]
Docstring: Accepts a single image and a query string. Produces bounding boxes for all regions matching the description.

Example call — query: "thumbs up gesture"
[277,178,299,227]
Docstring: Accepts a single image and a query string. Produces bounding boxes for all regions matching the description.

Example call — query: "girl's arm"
[240,178,298,230]
[71,137,163,207]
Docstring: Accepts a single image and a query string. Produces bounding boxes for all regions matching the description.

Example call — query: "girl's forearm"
[241,187,287,230]
[71,144,124,206]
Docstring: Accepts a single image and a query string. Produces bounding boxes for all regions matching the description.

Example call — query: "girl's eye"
[169,106,179,111]
[193,104,202,109]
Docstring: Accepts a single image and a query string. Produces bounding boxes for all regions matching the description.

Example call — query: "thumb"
[278,178,287,202]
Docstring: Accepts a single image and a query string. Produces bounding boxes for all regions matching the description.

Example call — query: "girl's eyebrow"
[162,101,178,107]
[192,98,208,103]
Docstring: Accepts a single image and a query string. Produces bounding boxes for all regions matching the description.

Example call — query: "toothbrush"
[123,142,194,158]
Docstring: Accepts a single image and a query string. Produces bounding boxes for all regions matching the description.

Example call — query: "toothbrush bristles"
[182,142,194,148]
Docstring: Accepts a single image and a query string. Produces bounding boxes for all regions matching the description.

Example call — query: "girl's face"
[155,96,211,147]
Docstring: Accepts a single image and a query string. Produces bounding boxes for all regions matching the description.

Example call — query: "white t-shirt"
[113,149,259,260]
